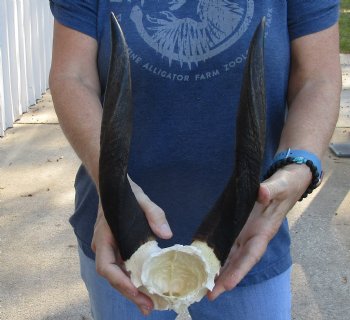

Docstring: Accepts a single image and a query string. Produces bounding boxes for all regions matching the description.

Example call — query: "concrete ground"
[0,61,349,320]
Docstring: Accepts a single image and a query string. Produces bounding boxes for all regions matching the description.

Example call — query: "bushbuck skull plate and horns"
[99,13,266,319]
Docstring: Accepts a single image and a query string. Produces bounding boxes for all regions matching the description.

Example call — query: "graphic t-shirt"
[50,0,339,286]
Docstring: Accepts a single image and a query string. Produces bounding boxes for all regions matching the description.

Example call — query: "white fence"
[0,1,53,136]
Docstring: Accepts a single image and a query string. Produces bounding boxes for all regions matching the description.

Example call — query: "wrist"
[264,148,323,201]
[279,163,312,184]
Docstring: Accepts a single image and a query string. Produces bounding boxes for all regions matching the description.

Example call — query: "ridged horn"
[99,13,155,261]
[193,18,266,265]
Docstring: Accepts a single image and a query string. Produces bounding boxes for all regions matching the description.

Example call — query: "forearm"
[210,24,342,301]
[49,20,102,187]
[50,76,102,187]
[278,76,341,158]
[278,24,341,159]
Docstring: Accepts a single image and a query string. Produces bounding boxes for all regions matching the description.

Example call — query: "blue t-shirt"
[50,0,338,286]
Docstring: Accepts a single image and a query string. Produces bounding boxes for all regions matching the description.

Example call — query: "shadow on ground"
[290,155,350,320]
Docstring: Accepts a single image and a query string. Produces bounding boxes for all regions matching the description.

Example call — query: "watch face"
[292,156,306,165]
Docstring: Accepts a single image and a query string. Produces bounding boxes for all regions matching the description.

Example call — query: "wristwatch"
[264,148,323,201]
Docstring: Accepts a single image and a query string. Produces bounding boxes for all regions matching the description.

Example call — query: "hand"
[208,164,312,300]
[91,177,172,316]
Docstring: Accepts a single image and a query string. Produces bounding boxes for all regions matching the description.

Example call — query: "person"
[49,1,341,319]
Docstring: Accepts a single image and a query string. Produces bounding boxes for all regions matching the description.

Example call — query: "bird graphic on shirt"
[130,0,247,69]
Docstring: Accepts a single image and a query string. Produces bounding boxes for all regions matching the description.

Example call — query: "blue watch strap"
[265,148,323,201]
[273,149,323,180]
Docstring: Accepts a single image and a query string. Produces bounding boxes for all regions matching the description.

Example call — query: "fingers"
[208,189,287,300]
[95,236,154,315]
[128,176,173,239]
[92,211,154,315]
[208,234,269,300]
[209,164,313,301]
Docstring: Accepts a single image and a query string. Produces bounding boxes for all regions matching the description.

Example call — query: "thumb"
[257,183,272,206]
[139,195,173,240]
[259,163,312,206]
[258,174,287,206]
[128,177,173,239]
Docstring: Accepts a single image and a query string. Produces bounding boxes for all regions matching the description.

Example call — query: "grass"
[340,0,350,53]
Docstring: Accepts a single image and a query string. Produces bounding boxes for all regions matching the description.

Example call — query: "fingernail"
[141,305,151,316]
[160,223,172,237]
[207,291,216,301]
[208,287,223,301]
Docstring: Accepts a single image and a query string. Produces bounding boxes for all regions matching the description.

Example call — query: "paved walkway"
[0,60,349,319]
[290,58,350,317]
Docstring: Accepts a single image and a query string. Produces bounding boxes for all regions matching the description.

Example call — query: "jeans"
[78,246,291,320]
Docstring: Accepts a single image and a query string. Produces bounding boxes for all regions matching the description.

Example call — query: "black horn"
[99,13,155,261]
[193,18,266,265]
[99,15,266,265]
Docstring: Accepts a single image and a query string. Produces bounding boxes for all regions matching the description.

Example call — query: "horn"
[98,15,267,317]
[99,13,155,261]
[193,18,266,265]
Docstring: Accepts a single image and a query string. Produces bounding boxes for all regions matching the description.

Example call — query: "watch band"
[264,148,323,201]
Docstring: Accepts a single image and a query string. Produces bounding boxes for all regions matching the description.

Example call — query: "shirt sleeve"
[49,0,98,40]
[287,0,340,41]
